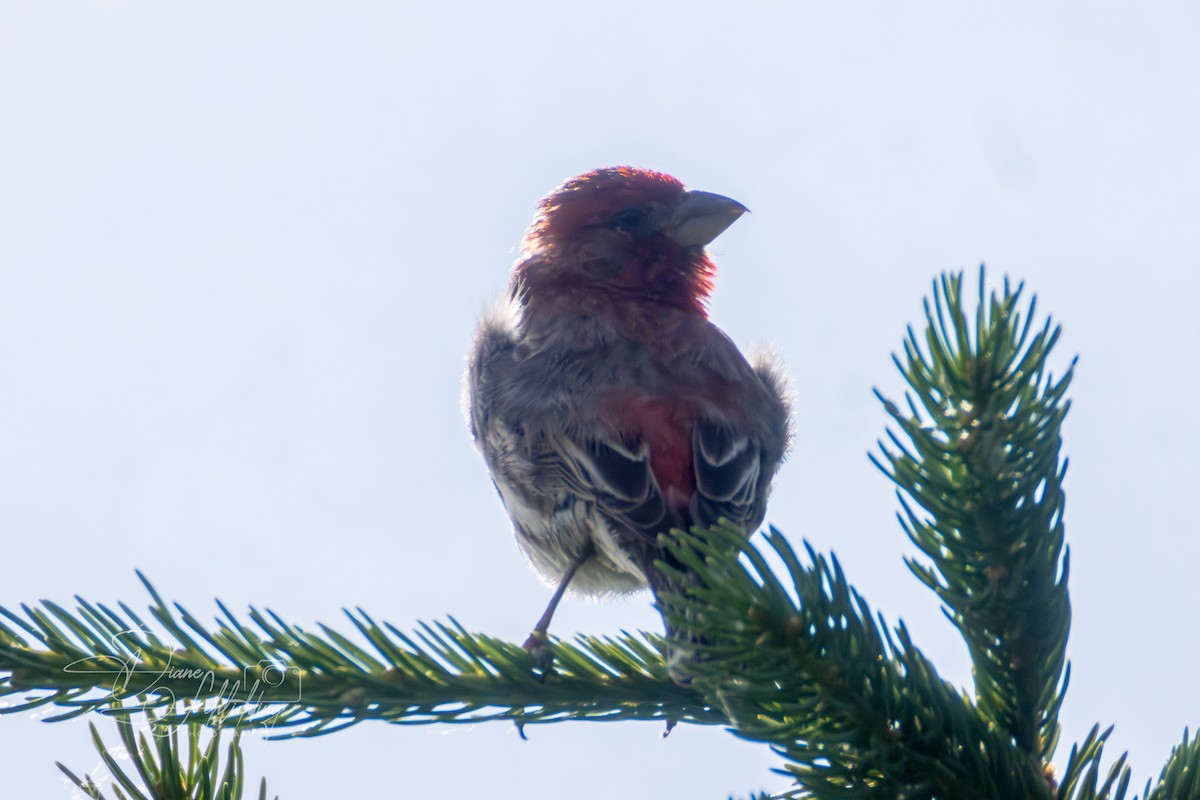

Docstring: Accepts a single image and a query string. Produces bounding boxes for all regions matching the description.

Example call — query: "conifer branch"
[0,573,716,736]
[1142,728,1200,800]
[1054,725,1130,800]
[658,524,1054,800]
[872,269,1073,761]
[56,705,276,800]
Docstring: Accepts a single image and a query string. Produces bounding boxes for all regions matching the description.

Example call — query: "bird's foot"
[522,631,555,678]
[665,646,696,687]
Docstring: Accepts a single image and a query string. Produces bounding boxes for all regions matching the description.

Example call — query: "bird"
[466,166,790,673]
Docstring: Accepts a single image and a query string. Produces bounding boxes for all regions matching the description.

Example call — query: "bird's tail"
[643,533,730,686]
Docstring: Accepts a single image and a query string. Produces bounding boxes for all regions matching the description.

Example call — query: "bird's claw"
[662,716,678,738]
[522,632,555,678]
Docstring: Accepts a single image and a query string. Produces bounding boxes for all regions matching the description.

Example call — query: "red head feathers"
[515,167,747,316]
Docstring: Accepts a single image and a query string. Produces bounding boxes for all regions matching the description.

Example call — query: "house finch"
[467,167,790,667]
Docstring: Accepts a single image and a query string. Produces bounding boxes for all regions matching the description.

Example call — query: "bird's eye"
[611,206,650,234]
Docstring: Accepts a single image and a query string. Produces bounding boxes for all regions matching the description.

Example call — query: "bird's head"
[514,167,747,316]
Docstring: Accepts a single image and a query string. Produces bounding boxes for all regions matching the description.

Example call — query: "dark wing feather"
[553,432,672,535]
[689,420,764,531]
[688,350,791,535]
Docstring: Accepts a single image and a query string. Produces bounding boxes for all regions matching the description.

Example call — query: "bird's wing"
[689,418,764,530]
[549,394,787,546]
[548,428,672,534]
[689,347,792,535]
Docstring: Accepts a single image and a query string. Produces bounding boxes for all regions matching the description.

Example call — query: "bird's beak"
[667,190,749,248]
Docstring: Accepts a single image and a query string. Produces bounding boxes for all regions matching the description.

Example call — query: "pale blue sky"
[2,3,1198,798]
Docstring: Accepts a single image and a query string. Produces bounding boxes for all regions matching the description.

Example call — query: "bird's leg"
[522,543,593,672]
[521,575,573,652]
